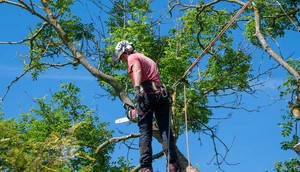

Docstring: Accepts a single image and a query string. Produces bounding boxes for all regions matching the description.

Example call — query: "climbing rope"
[184,83,191,167]
[123,0,126,35]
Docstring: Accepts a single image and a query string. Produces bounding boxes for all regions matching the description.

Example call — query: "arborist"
[112,40,179,172]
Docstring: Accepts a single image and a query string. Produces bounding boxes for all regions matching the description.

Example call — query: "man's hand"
[123,103,134,111]
[134,86,143,103]
[123,103,138,123]
[127,108,138,123]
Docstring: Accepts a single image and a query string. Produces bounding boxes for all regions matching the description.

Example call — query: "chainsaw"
[115,103,138,124]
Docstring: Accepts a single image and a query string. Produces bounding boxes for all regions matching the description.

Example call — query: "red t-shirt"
[127,52,161,86]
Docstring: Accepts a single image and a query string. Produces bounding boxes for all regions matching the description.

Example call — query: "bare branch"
[17,0,49,22]
[95,133,140,154]
[167,0,246,17]
[0,67,31,103]
[131,151,164,172]
[0,22,48,45]
[0,62,73,102]
[197,119,239,170]
[0,0,25,8]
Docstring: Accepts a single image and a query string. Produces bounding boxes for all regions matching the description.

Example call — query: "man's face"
[120,53,128,62]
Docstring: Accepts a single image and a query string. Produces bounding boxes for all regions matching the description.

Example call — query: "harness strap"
[140,81,168,97]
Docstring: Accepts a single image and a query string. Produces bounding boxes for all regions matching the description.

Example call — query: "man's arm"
[132,62,142,87]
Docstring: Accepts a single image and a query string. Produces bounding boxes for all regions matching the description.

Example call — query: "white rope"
[184,83,191,167]
[167,99,171,172]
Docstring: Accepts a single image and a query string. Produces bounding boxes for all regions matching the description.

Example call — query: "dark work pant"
[137,91,178,168]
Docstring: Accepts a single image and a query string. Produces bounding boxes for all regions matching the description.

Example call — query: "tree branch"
[0,67,31,103]
[95,133,140,154]
[0,62,73,102]
[252,3,300,83]
[196,119,239,171]
[131,151,164,172]
[0,22,48,45]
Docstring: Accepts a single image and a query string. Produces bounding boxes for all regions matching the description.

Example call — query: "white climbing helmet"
[112,40,134,61]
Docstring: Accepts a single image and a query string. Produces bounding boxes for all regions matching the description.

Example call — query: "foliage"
[0,83,131,171]
[1,0,300,170]
[24,0,95,80]
[276,58,300,171]
[245,0,300,47]
[274,158,300,172]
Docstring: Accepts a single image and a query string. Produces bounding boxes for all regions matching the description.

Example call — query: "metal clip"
[140,85,145,93]
[161,84,168,98]
[151,81,159,91]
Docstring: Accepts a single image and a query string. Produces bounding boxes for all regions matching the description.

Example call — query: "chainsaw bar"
[115,117,130,124]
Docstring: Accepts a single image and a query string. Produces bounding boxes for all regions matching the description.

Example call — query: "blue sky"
[1,1,300,172]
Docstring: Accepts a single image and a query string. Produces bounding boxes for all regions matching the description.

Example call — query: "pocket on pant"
[137,102,146,113]
[137,94,154,113]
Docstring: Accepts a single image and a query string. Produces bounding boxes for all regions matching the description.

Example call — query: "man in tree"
[112,40,178,172]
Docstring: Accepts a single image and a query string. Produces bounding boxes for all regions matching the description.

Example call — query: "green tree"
[273,58,300,171]
[0,83,125,171]
[0,0,300,171]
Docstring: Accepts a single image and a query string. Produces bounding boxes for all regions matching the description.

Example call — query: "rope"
[123,0,126,32]
[184,83,191,167]
[122,0,127,40]
[167,96,172,172]
[172,0,253,89]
